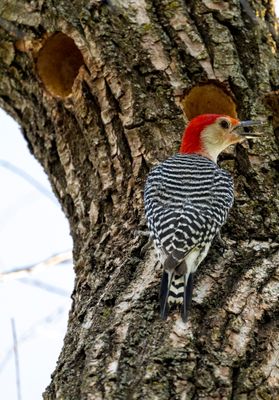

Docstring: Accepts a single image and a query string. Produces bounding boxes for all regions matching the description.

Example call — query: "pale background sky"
[0,3,278,399]
[0,109,74,399]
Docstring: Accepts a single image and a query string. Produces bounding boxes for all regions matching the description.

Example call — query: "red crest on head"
[179,114,223,154]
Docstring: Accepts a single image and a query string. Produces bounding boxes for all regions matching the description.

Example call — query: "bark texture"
[0,1,279,399]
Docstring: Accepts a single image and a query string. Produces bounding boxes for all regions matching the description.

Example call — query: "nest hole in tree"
[181,82,237,120]
[36,32,84,98]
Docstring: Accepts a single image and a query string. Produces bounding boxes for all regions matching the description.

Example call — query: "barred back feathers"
[144,154,234,321]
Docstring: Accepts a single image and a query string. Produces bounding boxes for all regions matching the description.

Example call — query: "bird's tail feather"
[160,270,193,321]
[182,272,193,322]
[160,270,174,320]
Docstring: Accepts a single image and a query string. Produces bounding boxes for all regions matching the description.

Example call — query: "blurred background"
[0,108,74,400]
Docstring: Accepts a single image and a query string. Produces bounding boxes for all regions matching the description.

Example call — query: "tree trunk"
[0,1,278,399]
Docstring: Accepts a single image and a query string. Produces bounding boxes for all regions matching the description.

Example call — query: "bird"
[144,113,263,322]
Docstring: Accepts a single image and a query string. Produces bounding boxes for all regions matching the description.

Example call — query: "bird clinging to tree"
[144,114,263,322]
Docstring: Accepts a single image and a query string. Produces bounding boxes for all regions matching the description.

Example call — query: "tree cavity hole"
[181,83,237,120]
[36,32,84,98]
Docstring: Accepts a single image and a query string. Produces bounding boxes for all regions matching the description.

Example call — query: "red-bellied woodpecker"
[144,114,263,322]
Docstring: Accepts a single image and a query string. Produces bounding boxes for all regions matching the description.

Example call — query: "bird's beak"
[231,120,265,138]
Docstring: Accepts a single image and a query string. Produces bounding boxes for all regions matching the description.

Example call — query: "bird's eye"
[219,119,230,129]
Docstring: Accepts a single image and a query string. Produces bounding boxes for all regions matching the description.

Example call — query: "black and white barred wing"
[144,154,234,268]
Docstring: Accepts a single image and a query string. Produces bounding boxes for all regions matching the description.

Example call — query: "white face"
[200,116,242,162]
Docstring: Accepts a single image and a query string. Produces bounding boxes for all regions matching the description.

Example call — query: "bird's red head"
[179,113,241,162]
[179,114,264,162]
[180,114,238,153]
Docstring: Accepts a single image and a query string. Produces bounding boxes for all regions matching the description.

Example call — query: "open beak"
[231,120,265,139]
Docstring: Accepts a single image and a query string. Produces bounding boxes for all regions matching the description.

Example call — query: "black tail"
[159,270,174,320]
[159,270,193,322]
[181,272,193,322]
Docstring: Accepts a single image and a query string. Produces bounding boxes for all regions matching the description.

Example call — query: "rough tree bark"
[0,1,279,399]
